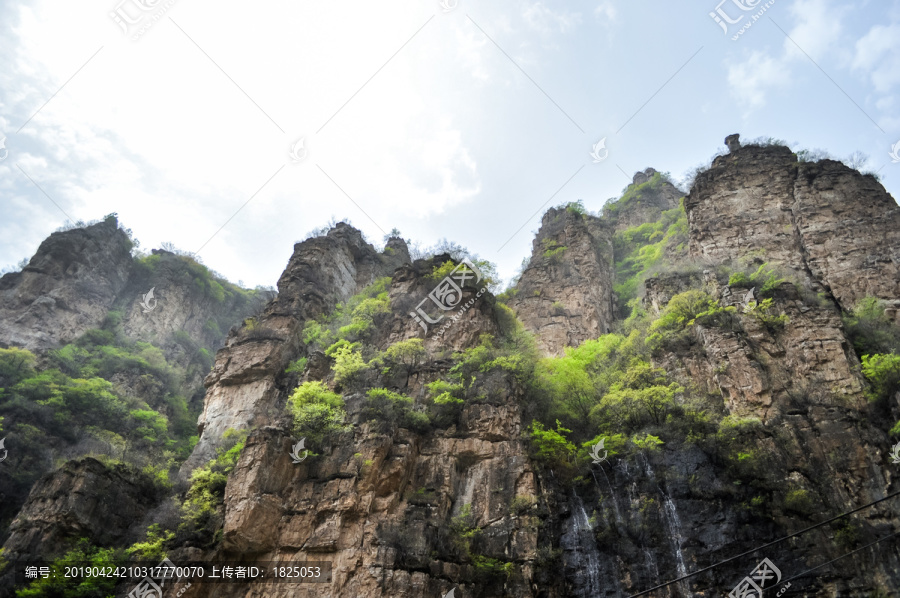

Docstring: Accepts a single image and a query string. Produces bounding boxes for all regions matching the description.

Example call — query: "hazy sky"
[1,0,898,288]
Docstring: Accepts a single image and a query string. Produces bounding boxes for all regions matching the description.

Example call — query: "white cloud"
[522,2,582,35]
[783,0,844,61]
[455,27,491,81]
[727,51,791,110]
[594,1,617,22]
[851,23,900,93]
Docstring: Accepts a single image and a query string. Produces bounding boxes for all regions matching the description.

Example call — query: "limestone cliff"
[0,218,133,351]
[4,135,900,598]
[686,134,900,318]
[183,224,410,473]
[507,207,615,355]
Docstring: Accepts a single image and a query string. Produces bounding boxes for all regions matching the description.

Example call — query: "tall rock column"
[181,225,408,473]
[686,134,900,316]
[508,207,614,355]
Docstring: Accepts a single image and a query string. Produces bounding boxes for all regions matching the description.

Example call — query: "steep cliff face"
[0,218,268,565]
[183,225,410,473]
[0,219,133,351]
[632,271,898,596]
[5,136,900,598]
[605,167,682,234]
[3,458,163,561]
[686,135,900,317]
[508,207,614,355]
[167,246,540,598]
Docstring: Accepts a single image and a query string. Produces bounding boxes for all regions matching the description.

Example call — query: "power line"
[779,530,900,587]
[628,490,900,597]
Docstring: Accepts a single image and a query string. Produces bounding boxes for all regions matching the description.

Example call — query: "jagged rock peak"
[0,217,134,351]
[632,166,659,185]
[184,220,411,473]
[603,167,682,234]
[687,137,900,318]
[509,206,614,355]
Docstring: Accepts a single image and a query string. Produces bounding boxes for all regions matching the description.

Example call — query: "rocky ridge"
[3,135,900,597]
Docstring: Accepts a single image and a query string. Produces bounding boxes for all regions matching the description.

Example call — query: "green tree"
[288,381,348,443]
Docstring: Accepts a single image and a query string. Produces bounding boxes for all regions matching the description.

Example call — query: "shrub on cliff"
[527,420,577,477]
[371,338,426,387]
[288,381,348,443]
[14,538,120,598]
[179,429,246,544]
[647,289,736,352]
[843,297,900,356]
[861,353,900,403]
[361,388,430,433]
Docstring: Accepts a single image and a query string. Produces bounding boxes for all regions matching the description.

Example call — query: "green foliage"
[631,433,664,452]
[728,272,750,286]
[449,503,481,556]
[303,319,332,347]
[180,430,246,540]
[728,263,785,298]
[509,495,537,515]
[430,260,459,282]
[447,333,538,389]
[285,357,308,375]
[861,353,900,403]
[843,297,900,356]
[541,239,568,262]
[126,523,174,561]
[783,488,815,515]
[371,338,426,383]
[563,200,587,215]
[362,388,430,433]
[0,347,37,388]
[427,380,465,405]
[889,419,900,437]
[287,381,348,443]
[647,290,735,351]
[472,555,514,579]
[612,200,688,307]
[744,297,789,333]
[15,539,120,598]
[303,277,392,351]
[424,379,465,427]
[581,433,627,460]
[331,345,370,388]
[527,420,577,474]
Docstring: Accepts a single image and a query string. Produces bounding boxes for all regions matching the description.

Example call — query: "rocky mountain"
[0,217,270,569]
[3,135,900,598]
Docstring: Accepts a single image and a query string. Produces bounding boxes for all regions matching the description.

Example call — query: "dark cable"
[628,490,900,597]
[776,530,900,588]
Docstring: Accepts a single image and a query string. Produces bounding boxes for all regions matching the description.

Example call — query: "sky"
[1,0,898,289]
